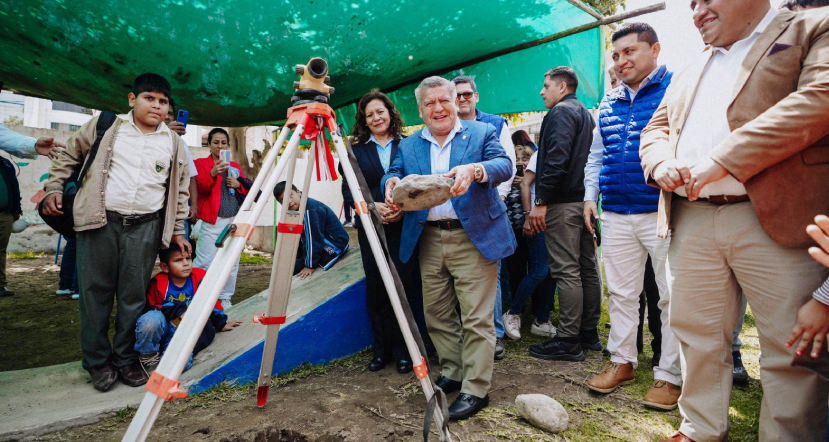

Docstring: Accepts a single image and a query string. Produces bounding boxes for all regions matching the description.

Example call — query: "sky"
[619,0,778,72]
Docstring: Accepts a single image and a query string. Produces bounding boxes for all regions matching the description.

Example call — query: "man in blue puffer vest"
[582,23,681,410]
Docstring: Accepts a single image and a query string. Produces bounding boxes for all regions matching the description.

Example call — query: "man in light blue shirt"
[0,124,65,159]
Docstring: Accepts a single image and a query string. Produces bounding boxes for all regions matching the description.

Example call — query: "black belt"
[425,219,462,230]
[106,210,161,226]
[679,194,750,205]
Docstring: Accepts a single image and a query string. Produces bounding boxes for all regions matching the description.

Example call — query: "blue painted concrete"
[190,278,371,394]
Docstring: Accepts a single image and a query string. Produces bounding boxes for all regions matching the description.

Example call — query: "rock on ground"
[392,175,454,211]
[515,393,569,434]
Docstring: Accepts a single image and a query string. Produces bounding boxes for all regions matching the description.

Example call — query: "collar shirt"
[105,111,174,214]
[369,133,394,173]
[675,7,778,198]
[423,118,463,221]
[622,66,660,101]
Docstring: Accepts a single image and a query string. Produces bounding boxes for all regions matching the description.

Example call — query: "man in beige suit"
[640,1,829,441]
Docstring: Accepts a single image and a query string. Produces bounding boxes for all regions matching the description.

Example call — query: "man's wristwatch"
[534,197,546,206]
[472,163,483,182]
[523,210,531,215]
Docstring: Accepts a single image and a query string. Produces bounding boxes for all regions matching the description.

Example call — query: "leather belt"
[106,210,161,226]
[682,194,750,205]
[425,219,462,230]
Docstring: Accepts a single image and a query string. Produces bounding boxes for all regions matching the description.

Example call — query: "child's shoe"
[139,352,161,377]
[56,289,73,296]
[531,320,557,338]
[221,299,233,309]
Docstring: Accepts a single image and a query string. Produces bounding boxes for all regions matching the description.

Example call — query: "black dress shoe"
[0,287,13,297]
[369,357,388,371]
[448,393,489,420]
[396,358,413,374]
[117,363,148,387]
[434,375,462,394]
[88,365,118,392]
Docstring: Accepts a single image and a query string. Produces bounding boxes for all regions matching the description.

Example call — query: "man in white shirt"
[452,75,516,361]
[640,1,829,440]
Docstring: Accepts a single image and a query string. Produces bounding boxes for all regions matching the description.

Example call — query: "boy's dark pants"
[0,212,13,287]
[77,218,162,370]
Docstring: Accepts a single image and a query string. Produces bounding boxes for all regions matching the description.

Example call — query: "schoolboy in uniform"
[42,73,192,392]
[135,243,242,376]
[273,181,350,280]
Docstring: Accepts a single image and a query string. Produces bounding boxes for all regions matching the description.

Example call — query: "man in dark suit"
[382,76,515,420]
[640,1,829,440]
[526,67,602,362]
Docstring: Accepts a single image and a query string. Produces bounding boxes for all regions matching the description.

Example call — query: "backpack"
[38,112,116,238]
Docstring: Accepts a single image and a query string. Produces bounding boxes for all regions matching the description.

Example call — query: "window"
[52,101,93,115]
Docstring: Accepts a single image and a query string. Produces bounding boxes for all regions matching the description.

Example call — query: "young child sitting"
[135,243,242,376]
[273,181,349,280]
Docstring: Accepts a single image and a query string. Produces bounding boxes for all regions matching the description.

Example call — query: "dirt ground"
[3,248,764,442]
[0,254,272,372]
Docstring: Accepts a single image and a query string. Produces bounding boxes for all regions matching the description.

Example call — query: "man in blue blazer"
[382,76,516,420]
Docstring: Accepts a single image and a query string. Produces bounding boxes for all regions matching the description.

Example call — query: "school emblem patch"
[155,161,166,173]
[178,159,184,167]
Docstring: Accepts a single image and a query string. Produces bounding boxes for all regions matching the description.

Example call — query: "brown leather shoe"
[658,432,695,442]
[87,365,118,392]
[643,380,681,410]
[117,362,149,387]
[586,362,635,393]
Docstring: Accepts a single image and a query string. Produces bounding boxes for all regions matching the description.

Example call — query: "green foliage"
[8,251,46,259]
[239,252,272,265]
[584,0,626,16]
[2,116,23,126]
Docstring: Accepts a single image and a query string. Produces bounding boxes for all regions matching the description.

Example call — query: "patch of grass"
[239,252,272,265]
[8,250,46,259]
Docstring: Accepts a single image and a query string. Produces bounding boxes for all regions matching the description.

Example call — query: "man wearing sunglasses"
[452,76,516,362]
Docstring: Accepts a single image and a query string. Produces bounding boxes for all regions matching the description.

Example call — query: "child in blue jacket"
[274,181,349,279]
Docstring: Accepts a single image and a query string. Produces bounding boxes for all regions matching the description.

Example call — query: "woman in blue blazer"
[341,90,424,374]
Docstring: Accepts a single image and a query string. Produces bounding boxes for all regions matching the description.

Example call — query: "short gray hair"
[414,76,456,108]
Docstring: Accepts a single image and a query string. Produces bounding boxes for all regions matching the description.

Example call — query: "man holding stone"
[452,75,516,361]
[382,76,515,420]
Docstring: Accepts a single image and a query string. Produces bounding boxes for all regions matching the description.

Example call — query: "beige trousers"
[419,226,497,398]
[669,198,829,442]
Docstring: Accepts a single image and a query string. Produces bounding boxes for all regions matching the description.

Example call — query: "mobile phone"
[516,164,524,177]
[176,109,189,127]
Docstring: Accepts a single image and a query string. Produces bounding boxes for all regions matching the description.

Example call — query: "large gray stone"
[515,394,569,434]
[392,175,454,212]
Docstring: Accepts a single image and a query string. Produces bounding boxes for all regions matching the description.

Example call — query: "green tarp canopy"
[0,0,605,128]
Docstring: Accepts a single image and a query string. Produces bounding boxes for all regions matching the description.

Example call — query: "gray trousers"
[77,218,162,370]
[543,202,602,339]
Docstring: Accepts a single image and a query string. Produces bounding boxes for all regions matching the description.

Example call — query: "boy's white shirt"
[105,111,174,215]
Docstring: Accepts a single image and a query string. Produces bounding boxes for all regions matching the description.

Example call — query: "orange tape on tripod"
[413,356,428,380]
[231,223,255,239]
[146,371,188,401]
[277,223,304,234]
[354,201,369,215]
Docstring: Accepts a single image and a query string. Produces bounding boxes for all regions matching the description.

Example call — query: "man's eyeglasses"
[458,92,475,100]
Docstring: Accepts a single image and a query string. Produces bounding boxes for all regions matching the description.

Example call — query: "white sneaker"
[56,289,73,296]
[221,299,233,310]
[531,320,556,338]
[71,293,79,300]
[502,312,521,340]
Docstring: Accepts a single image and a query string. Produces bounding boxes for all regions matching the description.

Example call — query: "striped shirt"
[814,278,829,306]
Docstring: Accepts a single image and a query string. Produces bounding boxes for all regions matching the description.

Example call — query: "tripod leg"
[330,130,452,442]
[255,125,319,407]
[122,123,308,442]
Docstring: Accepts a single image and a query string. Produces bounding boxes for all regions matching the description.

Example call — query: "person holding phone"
[193,128,250,309]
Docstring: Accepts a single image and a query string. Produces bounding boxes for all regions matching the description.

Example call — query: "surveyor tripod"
[122,59,452,442]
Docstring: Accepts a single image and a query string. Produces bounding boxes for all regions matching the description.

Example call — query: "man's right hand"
[583,200,598,234]
[528,205,546,233]
[167,121,186,136]
[42,193,64,216]
[384,177,401,210]
[652,159,691,192]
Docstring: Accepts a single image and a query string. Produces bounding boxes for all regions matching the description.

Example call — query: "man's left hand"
[445,164,476,197]
[171,234,192,256]
[787,298,829,359]
[167,121,187,136]
[685,157,729,201]
[35,137,65,160]
[222,319,243,331]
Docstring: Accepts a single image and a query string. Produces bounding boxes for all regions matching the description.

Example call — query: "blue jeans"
[134,310,193,371]
[509,232,555,323]
[494,260,504,339]
[58,237,79,293]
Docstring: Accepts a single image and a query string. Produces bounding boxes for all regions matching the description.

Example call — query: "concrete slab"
[0,246,369,441]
